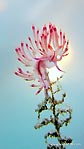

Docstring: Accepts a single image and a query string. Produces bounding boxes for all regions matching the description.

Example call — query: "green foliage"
[34,76,72,149]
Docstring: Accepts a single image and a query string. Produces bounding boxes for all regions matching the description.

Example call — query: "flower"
[15,23,69,95]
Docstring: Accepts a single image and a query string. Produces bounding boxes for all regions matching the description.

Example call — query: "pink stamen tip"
[15,72,18,75]
[21,42,24,47]
[67,41,69,45]
[42,33,44,37]
[26,43,28,48]
[31,84,35,87]
[43,26,46,30]
[18,48,21,51]
[18,58,21,61]
[28,37,31,41]
[35,40,37,44]
[50,29,53,33]
[48,44,51,49]
[39,41,42,45]
[49,24,52,28]
[32,25,35,30]
[37,30,39,34]
[53,27,56,31]
[22,54,25,57]
[15,48,18,52]
[63,35,65,38]
[29,47,32,50]
[66,48,68,51]
[60,31,62,35]
[44,35,47,39]
[18,68,22,73]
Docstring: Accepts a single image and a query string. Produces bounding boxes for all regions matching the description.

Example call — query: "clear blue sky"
[0,0,84,149]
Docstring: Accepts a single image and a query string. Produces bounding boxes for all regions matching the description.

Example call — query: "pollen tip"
[31,84,35,87]
[42,33,44,36]
[49,23,52,28]
[48,44,51,49]
[15,72,18,75]
[18,68,22,73]
[60,30,62,35]
[26,43,28,47]
[29,47,32,50]
[44,35,47,39]
[22,54,25,57]
[28,36,31,41]
[32,25,35,30]
[15,48,18,52]
[53,27,56,31]
[35,40,37,44]
[50,28,53,33]
[67,40,69,44]
[18,58,21,61]
[21,42,24,47]
[37,30,39,34]
[43,26,46,30]
[39,41,41,45]
[63,34,65,38]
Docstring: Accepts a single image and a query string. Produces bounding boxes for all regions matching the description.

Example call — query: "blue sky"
[0,0,84,149]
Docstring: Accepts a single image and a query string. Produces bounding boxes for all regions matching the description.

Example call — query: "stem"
[34,76,72,149]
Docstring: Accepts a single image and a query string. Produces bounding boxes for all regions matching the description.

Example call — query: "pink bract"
[15,23,69,95]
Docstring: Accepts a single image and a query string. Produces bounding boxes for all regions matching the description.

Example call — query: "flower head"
[15,23,69,95]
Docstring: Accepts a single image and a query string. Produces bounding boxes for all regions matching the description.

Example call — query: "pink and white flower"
[15,23,69,95]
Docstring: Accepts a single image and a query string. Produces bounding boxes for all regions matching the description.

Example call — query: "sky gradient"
[0,0,84,148]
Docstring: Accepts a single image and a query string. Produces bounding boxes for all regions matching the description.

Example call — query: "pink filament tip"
[53,27,56,31]
[39,41,42,46]
[48,44,52,49]
[67,41,69,45]
[15,72,18,75]
[49,23,52,29]
[63,35,65,38]
[43,26,46,31]
[29,47,32,50]
[18,68,22,73]
[15,48,18,52]
[31,84,35,87]
[22,54,25,58]
[21,42,24,47]
[26,43,28,48]
[50,29,53,33]
[18,58,21,61]
[28,37,31,41]
[60,31,62,35]
[18,48,21,51]
[35,40,37,44]
[32,25,35,30]
[44,35,47,39]
[42,33,44,37]
[37,30,39,34]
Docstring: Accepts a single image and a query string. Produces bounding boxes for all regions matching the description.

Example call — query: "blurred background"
[0,0,84,148]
